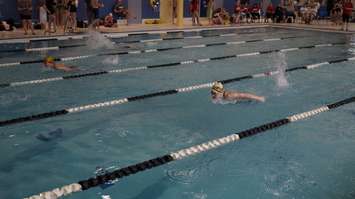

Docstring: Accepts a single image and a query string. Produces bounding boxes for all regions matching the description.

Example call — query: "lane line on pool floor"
[0,55,354,127]
[0,28,281,53]
[24,95,355,199]
[0,34,305,68]
[0,41,347,88]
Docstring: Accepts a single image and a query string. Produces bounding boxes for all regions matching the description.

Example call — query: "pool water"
[0,27,355,199]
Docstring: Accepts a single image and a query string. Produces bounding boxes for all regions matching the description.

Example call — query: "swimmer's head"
[44,56,55,65]
[211,82,224,99]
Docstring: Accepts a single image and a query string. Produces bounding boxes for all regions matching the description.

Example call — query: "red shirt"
[241,6,248,12]
[190,0,199,12]
[267,5,274,13]
[252,5,260,13]
[343,2,353,16]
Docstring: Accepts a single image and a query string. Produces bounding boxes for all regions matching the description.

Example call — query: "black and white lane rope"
[0,35,304,68]
[0,26,262,45]
[24,95,355,199]
[0,41,346,88]
[0,55,354,127]
[0,27,275,53]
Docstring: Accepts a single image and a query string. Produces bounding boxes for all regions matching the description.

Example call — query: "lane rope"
[24,95,355,199]
[0,34,304,68]
[0,27,276,53]
[0,41,346,87]
[0,55,353,127]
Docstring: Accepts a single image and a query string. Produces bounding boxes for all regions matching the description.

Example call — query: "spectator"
[285,0,296,23]
[104,13,117,27]
[91,0,104,29]
[17,0,35,35]
[342,0,353,31]
[244,3,252,23]
[303,1,320,24]
[46,0,57,33]
[172,0,177,24]
[85,0,93,24]
[274,4,284,23]
[56,0,66,27]
[330,0,342,25]
[0,20,15,31]
[39,0,50,34]
[265,3,274,23]
[64,0,77,33]
[261,0,269,18]
[113,0,128,20]
[207,0,214,25]
[212,8,230,25]
[251,3,261,23]
[232,0,241,24]
[190,0,202,26]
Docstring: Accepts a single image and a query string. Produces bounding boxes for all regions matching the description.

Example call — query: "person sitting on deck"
[113,0,128,21]
[212,8,230,25]
[250,3,261,23]
[104,13,117,27]
[211,82,265,103]
[265,3,275,23]
[43,56,78,72]
[232,0,242,24]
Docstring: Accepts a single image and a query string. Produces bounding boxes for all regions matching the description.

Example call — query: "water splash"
[102,55,119,65]
[86,30,115,50]
[349,35,355,54]
[272,52,289,90]
[166,167,201,184]
[0,92,29,106]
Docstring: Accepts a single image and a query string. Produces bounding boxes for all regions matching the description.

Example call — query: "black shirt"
[46,0,56,14]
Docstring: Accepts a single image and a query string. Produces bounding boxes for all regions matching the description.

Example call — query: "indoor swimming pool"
[0,27,355,199]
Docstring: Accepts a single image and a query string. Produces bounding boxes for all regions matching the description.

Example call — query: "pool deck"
[0,19,354,41]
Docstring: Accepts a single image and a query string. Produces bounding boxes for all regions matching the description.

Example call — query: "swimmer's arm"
[225,91,265,102]
[54,63,78,72]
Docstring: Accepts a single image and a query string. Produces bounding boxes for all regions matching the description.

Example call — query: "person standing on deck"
[46,0,57,33]
[17,0,35,35]
[342,0,353,31]
[207,0,214,25]
[190,0,202,26]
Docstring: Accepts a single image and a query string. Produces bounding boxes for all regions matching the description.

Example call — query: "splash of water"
[86,30,115,50]
[102,55,119,65]
[272,52,289,89]
[349,35,355,54]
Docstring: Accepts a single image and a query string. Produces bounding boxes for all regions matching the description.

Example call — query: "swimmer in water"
[211,81,265,103]
[43,56,78,72]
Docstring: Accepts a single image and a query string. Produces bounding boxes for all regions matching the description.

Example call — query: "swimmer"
[43,56,78,72]
[211,82,265,103]
[36,128,63,142]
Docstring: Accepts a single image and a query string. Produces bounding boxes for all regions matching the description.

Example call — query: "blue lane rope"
[24,95,355,199]
[0,41,347,88]
[0,55,354,128]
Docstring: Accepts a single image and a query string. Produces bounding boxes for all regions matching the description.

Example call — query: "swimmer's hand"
[259,96,266,102]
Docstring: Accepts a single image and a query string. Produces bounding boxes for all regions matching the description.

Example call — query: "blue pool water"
[0,27,355,199]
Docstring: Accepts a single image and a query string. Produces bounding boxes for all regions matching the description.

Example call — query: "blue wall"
[142,0,159,18]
